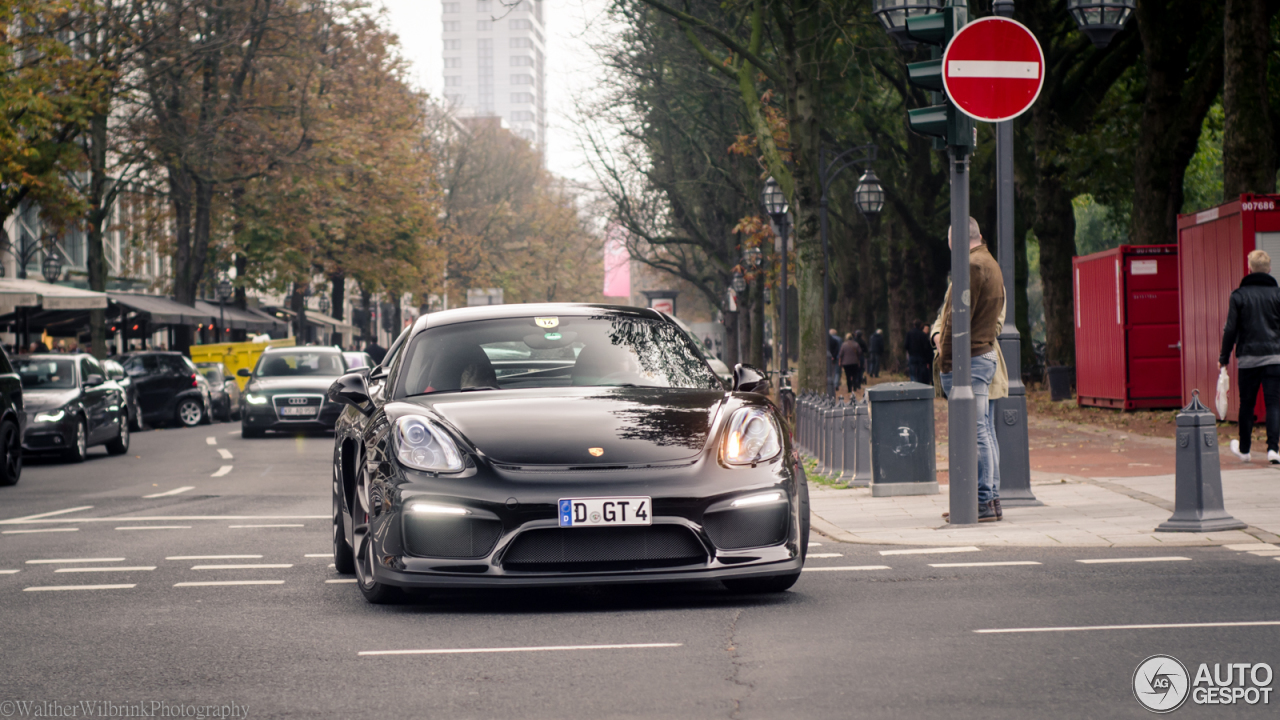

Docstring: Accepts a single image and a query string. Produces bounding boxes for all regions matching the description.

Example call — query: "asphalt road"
[1,423,1277,719]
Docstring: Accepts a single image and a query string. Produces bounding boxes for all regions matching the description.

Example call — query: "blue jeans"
[941,354,999,505]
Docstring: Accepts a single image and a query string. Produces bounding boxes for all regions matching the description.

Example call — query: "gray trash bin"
[866,382,939,497]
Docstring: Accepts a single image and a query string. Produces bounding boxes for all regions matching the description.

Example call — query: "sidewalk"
[809,415,1280,548]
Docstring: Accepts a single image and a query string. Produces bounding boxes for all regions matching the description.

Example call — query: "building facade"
[441,0,546,152]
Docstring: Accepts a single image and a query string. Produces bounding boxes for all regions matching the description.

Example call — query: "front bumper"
[22,418,76,453]
[353,456,805,589]
[242,402,342,431]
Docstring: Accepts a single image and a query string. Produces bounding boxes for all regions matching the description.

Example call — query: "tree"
[1223,0,1276,197]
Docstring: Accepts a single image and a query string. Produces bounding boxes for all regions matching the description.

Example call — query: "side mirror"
[237,368,251,378]
[731,364,770,395]
[328,372,372,415]
[83,373,105,388]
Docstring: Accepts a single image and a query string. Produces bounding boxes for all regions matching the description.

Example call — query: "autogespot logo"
[1134,655,1190,713]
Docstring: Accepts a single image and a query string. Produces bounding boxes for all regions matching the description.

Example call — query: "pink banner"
[603,224,631,297]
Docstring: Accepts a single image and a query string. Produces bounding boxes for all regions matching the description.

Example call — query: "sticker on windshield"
[543,332,561,340]
[535,317,559,329]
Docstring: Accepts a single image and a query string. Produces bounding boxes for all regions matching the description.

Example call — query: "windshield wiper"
[459,386,500,392]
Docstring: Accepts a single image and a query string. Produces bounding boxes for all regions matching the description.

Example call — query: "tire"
[0,421,21,486]
[241,421,263,439]
[199,395,213,425]
[799,477,811,561]
[333,485,355,575]
[176,398,204,427]
[106,412,130,455]
[722,572,801,594]
[64,418,87,463]
[128,401,142,432]
[218,398,232,423]
[353,470,401,604]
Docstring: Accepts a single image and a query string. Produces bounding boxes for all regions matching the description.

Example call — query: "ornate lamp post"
[871,0,944,47]
[318,293,331,316]
[41,252,63,283]
[217,278,233,337]
[1066,0,1136,48]
[761,177,790,378]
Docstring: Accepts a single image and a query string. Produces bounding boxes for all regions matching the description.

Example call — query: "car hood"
[421,387,726,466]
[23,389,79,412]
[246,377,340,394]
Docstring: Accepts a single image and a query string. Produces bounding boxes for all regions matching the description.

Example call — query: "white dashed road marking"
[1076,556,1191,564]
[54,567,155,573]
[358,643,683,657]
[975,620,1280,634]
[229,524,304,528]
[803,565,891,572]
[880,546,981,556]
[0,569,19,574]
[304,554,330,558]
[2,528,78,534]
[166,555,263,560]
[115,526,191,531]
[143,487,194,498]
[191,564,293,570]
[175,581,284,587]
[0,506,94,524]
[217,448,233,460]
[26,558,125,565]
[211,466,233,477]
[930,561,1043,568]
[807,553,843,558]
[206,437,217,445]
[24,584,135,592]
[326,579,356,584]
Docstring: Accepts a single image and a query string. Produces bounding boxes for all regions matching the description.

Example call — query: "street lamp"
[318,293,331,316]
[871,0,943,47]
[817,144,879,394]
[731,272,746,294]
[761,176,790,379]
[216,278,232,335]
[1066,0,1136,48]
[41,252,63,283]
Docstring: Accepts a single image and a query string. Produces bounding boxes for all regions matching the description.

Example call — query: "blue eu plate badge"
[559,499,574,527]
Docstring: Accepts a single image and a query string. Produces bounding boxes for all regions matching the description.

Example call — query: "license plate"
[558,497,651,527]
[279,406,318,416]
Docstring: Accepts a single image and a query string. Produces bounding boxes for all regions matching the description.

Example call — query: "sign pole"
[948,144,978,525]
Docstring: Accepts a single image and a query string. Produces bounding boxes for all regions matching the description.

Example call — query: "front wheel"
[722,572,801,594]
[106,413,130,455]
[63,419,87,463]
[333,487,355,575]
[0,421,21,486]
[241,420,263,439]
[176,398,204,427]
[353,473,401,604]
[128,401,142,432]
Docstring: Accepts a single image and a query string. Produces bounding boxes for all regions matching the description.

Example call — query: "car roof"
[411,303,669,334]
[17,353,88,360]
[262,345,341,354]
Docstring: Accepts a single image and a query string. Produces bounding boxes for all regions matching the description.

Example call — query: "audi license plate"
[279,406,318,416]
[558,497,651,527]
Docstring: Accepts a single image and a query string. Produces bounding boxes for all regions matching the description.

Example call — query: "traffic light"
[905,4,974,152]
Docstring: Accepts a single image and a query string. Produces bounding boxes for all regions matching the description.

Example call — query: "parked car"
[239,346,348,437]
[120,351,213,428]
[197,362,241,422]
[0,345,23,485]
[101,358,141,431]
[342,351,375,371]
[326,304,808,604]
[15,353,129,462]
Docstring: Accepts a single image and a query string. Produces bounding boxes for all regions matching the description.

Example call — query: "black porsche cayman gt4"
[327,304,809,603]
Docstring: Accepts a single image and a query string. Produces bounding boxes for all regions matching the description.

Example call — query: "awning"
[109,292,214,326]
[0,278,108,315]
[193,301,288,333]
[266,306,357,334]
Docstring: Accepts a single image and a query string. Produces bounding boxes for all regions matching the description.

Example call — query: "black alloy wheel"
[217,395,233,423]
[128,401,142,432]
[332,470,355,575]
[64,418,87,463]
[106,411,130,455]
[0,421,21,486]
[352,467,401,604]
[200,393,213,425]
[176,398,204,428]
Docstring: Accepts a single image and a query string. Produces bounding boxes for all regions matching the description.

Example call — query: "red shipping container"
[1178,193,1280,420]
[1074,245,1181,409]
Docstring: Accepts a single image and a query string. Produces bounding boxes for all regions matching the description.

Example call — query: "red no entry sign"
[942,17,1045,123]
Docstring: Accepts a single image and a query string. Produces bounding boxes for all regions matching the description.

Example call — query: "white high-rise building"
[441,0,546,152]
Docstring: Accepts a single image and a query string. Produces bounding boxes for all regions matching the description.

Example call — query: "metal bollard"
[1156,390,1247,532]
[825,402,839,474]
[803,394,814,454]
[850,400,872,488]
[817,399,832,474]
[835,399,855,484]
[796,393,806,453]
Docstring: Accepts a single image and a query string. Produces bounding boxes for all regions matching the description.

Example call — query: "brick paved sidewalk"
[809,415,1280,548]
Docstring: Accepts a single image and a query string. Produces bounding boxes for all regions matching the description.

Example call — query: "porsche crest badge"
[535,317,559,329]
[588,447,604,457]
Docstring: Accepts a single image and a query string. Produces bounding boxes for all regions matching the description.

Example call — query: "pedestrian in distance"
[905,320,931,384]
[1220,249,1280,464]
[827,328,842,396]
[933,217,1005,523]
[364,340,387,365]
[838,332,863,396]
[868,328,884,378]
[854,330,868,387]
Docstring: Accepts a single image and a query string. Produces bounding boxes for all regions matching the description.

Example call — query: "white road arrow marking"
[211,465,232,477]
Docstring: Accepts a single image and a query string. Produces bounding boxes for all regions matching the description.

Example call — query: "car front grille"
[271,394,323,421]
[502,526,707,572]
[402,515,503,559]
[703,504,789,550]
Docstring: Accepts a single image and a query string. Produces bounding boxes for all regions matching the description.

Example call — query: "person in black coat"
[1220,249,1280,464]
[364,341,387,365]
[905,320,931,384]
[868,329,885,378]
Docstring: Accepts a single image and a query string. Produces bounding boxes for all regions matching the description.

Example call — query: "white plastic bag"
[1216,367,1231,420]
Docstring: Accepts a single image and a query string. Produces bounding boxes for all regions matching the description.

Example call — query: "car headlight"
[722,407,781,466]
[35,409,66,423]
[394,416,464,472]
[245,393,268,405]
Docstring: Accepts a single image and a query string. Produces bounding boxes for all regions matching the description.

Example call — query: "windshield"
[16,358,76,390]
[255,351,345,378]
[196,364,223,383]
[396,314,721,397]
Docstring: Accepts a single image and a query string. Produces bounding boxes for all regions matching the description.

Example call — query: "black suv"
[120,351,213,427]
[0,345,22,485]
